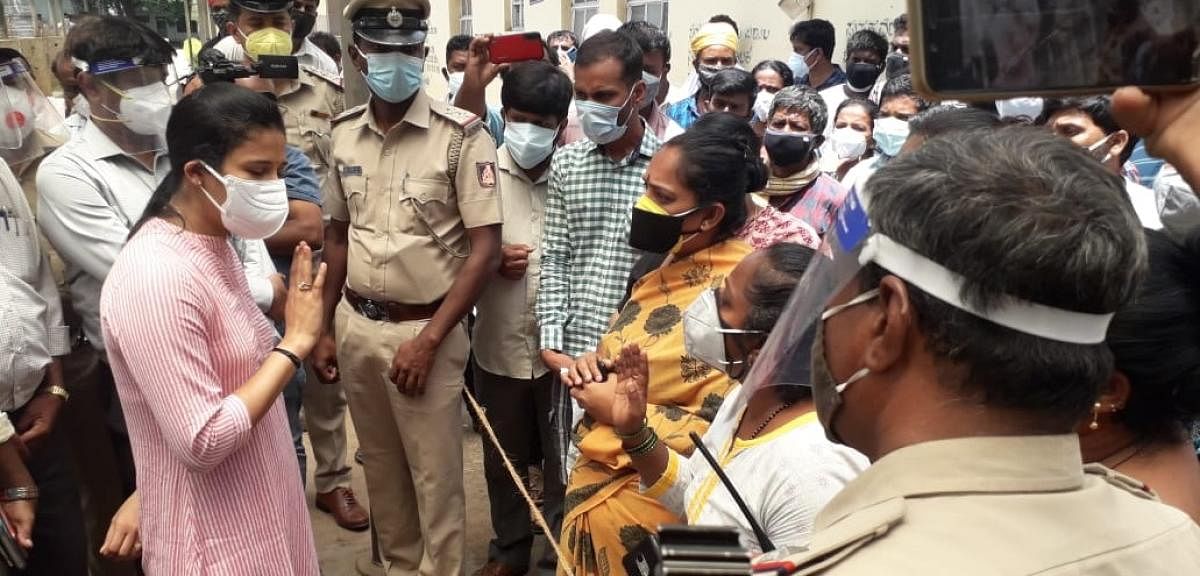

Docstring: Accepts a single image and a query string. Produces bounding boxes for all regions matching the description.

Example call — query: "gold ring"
[298,282,313,291]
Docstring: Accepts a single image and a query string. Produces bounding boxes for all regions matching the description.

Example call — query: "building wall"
[419,0,906,104]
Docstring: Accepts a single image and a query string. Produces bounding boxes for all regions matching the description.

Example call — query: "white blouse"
[643,385,869,554]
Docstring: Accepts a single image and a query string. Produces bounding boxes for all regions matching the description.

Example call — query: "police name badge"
[476,162,497,188]
[341,165,363,177]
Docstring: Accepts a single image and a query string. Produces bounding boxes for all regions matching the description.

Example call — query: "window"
[571,0,599,39]
[627,0,668,30]
[511,0,524,31]
[459,0,473,35]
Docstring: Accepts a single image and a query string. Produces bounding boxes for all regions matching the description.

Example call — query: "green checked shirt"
[537,125,662,358]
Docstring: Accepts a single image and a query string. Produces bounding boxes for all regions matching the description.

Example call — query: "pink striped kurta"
[100,219,318,575]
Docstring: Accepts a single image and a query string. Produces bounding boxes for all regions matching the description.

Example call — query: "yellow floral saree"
[558,237,753,576]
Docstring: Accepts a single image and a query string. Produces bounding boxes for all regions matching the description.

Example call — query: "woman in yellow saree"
[557,113,768,575]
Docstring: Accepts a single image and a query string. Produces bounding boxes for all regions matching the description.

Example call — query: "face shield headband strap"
[856,233,1114,345]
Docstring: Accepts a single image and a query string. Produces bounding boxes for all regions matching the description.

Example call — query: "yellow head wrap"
[690,22,739,57]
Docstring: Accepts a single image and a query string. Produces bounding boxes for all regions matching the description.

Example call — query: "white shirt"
[37,121,276,349]
[841,153,887,192]
[0,160,69,410]
[1125,178,1163,231]
[295,38,339,79]
[472,146,549,379]
[643,385,869,555]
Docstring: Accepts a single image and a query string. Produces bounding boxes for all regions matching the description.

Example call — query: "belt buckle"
[361,300,383,321]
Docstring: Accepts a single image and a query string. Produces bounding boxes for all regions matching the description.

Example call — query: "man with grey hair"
[758,125,1200,574]
[759,84,847,235]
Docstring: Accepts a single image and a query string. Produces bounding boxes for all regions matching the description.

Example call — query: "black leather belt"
[345,289,442,323]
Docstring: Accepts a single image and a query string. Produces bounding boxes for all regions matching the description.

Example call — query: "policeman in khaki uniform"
[312,0,502,573]
[221,0,370,532]
[747,128,1200,575]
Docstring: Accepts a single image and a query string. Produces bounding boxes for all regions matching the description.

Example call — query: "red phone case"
[489,33,544,64]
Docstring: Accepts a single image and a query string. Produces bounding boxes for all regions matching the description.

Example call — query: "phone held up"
[489,32,546,65]
[908,0,1200,101]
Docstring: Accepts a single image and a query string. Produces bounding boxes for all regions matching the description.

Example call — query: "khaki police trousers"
[335,300,467,576]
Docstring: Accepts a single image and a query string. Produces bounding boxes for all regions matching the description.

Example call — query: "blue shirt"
[801,65,847,92]
[273,145,321,276]
[664,97,700,130]
[1128,141,1165,189]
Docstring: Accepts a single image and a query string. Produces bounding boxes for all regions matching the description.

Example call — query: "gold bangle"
[43,385,69,403]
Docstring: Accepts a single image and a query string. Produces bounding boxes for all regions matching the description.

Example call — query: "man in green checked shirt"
[536,30,662,476]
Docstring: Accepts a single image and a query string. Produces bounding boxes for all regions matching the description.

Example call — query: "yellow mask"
[241,27,293,61]
[634,194,669,215]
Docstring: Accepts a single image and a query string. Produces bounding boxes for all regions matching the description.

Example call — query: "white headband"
[858,233,1114,344]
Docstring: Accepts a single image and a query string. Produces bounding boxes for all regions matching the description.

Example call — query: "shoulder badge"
[433,102,483,136]
[332,103,367,125]
[300,64,344,92]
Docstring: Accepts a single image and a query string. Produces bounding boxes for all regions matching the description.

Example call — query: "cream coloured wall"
[421,0,904,104]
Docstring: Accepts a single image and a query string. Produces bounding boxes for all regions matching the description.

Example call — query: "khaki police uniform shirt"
[781,435,1200,575]
[277,66,345,189]
[324,90,503,305]
[471,145,548,380]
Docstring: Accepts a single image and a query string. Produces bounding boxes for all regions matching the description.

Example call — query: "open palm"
[611,344,650,436]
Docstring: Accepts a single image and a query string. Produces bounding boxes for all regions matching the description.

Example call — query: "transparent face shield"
[737,184,1116,403]
[80,59,175,154]
[0,60,67,165]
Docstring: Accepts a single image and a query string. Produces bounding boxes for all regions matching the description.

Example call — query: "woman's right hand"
[280,242,327,358]
[610,344,650,437]
[566,352,610,387]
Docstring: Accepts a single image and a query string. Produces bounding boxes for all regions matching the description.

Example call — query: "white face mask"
[753,90,774,123]
[504,122,558,170]
[832,127,868,159]
[789,49,814,80]
[199,162,289,240]
[995,97,1043,121]
[683,288,764,379]
[71,93,90,118]
[446,71,464,103]
[640,71,661,110]
[0,85,34,149]
[103,80,173,136]
[576,85,637,145]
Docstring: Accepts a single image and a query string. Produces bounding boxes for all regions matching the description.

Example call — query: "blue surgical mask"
[873,116,910,157]
[576,86,636,145]
[361,51,424,104]
[789,49,814,80]
[504,122,559,170]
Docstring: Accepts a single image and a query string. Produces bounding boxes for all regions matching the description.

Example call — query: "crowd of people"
[1,0,1200,575]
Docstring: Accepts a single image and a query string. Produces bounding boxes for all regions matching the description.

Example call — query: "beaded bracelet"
[625,428,659,457]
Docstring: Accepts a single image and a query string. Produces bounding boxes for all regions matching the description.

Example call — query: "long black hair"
[665,112,767,238]
[129,83,285,237]
[1107,229,1200,443]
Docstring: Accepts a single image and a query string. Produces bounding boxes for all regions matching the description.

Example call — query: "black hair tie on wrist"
[272,347,302,370]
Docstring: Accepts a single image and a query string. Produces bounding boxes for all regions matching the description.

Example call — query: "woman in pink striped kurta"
[98,83,325,575]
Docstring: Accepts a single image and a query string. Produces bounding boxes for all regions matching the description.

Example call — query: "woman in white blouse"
[575,243,869,555]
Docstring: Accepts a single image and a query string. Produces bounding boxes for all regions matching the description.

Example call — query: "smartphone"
[909,0,1200,101]
[489,32,545,64]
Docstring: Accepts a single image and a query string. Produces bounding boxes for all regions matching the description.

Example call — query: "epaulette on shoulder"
[432,102,483,136]
[300,65,344,91]
[332,104,367,125]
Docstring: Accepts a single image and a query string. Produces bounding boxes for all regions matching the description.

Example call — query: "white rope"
[463,389,576,576]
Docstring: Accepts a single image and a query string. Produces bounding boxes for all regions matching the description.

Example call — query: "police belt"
[345,289,442,322]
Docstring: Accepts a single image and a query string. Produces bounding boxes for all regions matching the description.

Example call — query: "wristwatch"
[43,385,70,403]
[1,487,38,502]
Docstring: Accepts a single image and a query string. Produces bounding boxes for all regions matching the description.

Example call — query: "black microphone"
[688,431,775,553]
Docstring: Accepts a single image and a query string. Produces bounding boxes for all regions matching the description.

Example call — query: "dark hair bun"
[745,154,769,194]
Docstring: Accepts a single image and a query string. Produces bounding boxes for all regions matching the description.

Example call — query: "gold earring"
[1089,402,1102,431]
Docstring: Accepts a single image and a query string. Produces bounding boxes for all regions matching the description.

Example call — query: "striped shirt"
[537,125,662,358]
[101,219,318,575]
[0,161,69,411]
